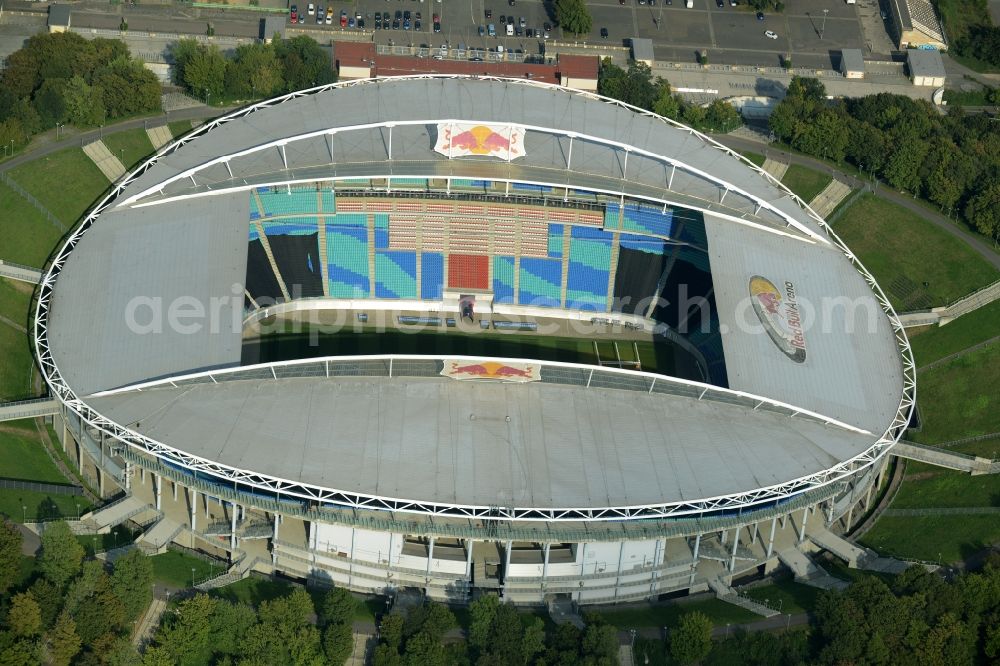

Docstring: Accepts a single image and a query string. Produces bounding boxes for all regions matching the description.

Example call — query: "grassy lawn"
[0,278,33,329]
[102,128,156,170]
[780,164,831,203]
[594,598,757,629]
[210,575,294,606]
[909,345,999,444]
[169,120,195,139]
[7,148,109,227]
[834,194,1000,311]
[0,420,70,484]
[150,549,227,588]
[0,181,66,267]
[77,524,140,556]
[739,150,765,168]
[741,579,822,615]
[0,488,91,523]
[0,321,37,401]
[909,300,1000,367]
[892,468,1000,508]
[860,514,1000,564]
[822,558,897,585]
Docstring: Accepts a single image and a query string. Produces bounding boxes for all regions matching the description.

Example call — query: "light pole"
[820,8,829,40]
[76,503,80,519]
[192,567,196,587]
[22,505,26,523]
[57,123,65,140]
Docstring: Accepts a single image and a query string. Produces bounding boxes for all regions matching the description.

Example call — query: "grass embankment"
[101,128,156,170]
[7,147,109,227]
[834,194,999,311]
[0,181,66,268]
[908,299,1000,367]
[780,164,831,203]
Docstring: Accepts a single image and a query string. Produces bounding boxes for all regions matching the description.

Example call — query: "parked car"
[756,10,765,19]
[488,23,496,36]
[485,8,492,18]
[348,16,355,27]
[341,10,347,26]
[289,4,298,21]
[600,27,608,38]
[326,9,332,24]
[479,25,485,36]
[434,20,441,32]
[307,2,314,15]
[764,29,778,39]
[316,8,323,24]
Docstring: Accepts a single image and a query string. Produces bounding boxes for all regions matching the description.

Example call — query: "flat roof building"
[47,4,72,33]
[631,38,654,67]
[907,49,946,87]
[840,49,865,79]
[886,0,947,50]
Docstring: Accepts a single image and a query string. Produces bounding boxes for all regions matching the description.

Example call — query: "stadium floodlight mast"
[820,8,829,40]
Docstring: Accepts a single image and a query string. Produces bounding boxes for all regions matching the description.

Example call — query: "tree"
[786,76,826,103]
[0,519,22,595]
[322,622,354,665]
[226,42,283,99]
[670,612,712,665]
[964,180,1000,243]
[94,57,161,119]
[28,578,62,629]
[38,521,84,588]
[8,593,42,637]
[111,549,153,622]
[652,83,681,120]
[48,611,82,666]
[554,0,592,36]
[157,593,216,664]
[61,76,106,127]
[320,587,358,627]
[208,598,258,658]
[182,44,227,100]
[597,60,662,111]
[141,645,175,666]
[273,35,336,92]
[883,139,930,193]
[704,99,742,132]
[169,38,203,87]
[580,621,618,662]
[379,612,405,652]
[468,593,500,655]
[72,575,126,648]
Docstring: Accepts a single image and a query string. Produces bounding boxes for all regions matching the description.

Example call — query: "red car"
[290,4,298,21]
[340,9,347,26]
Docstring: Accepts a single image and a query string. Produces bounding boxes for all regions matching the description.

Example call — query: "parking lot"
[298,0,884,68]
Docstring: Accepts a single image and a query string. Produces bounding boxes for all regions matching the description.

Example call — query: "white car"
[307,2,314,14]
[764,30,778,39]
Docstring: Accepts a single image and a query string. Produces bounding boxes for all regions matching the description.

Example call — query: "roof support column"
[566,134,574,170]
[766,516,777,559]
[466,539,474,580]
[577,542,587,603]
[689,533,701,587]
[621,149,629,179]
[542,543,551,583]
[507,125,513,162]
[798,507,809,544]
[668,164,676,190]
[864,481,874,512]
[124,461,131,492]
[272,514,280,565]
[426,536,435,577]
[189,488,198,532]
[279,144,288,170]
[720,187,729,204]
[172,480,178,502]
[387,124,393,160]
[224,160,233,179]
[728,527,740,581]
[155,473,161,511]
[348,527,356,588]
[503,539,513,598]
[327,131,335,162]
[749,522,758,544]
[230,502,238,552]
[613,541,626,601]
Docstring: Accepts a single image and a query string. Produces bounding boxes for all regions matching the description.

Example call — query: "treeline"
[938,0,1000,68]
[0,519,154,665]
[168,36,336,103]
[597,61,743,134]
[702,561,1000,666]
[0,32,161,150]
[769,76,1000,242]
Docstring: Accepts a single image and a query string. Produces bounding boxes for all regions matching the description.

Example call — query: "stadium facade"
[36,76,914,605]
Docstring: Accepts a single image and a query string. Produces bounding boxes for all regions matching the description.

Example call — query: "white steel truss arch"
[33,75,916,523]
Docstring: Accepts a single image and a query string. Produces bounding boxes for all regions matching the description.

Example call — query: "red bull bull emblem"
[749,276,807,364]
[434,123,526,160]
[441,360,540,383]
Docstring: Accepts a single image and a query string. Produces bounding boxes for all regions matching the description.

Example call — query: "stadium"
[35,76,914,606]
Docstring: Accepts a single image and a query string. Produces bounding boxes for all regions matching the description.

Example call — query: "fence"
[0,173,66,231]
[0,477,82,496]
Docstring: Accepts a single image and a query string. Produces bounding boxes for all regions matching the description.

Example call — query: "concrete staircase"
[808,528,868,567]
[547,597,586,630]
[145,125,173,150]
[761,158,789,181]
[136,515,183,554]
[82,139,125,182]
[81,495,150,534]
[893,441,996,475]
[0,260,43,285]
[777,547,849,591]
[807,179,851,218]
[708,577,779,617]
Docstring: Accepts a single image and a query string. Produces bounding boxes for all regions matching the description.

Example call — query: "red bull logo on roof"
[749,276,807,364]
[434,123,526,161]
[441,360,540,383]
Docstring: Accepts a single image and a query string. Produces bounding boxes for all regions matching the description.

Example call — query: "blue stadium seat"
[493,256,515,304]
[422,253,444,299]
[375,251,418,298]
[519,257,561,307]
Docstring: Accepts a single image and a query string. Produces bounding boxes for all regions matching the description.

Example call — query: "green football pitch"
[243,328,703,381]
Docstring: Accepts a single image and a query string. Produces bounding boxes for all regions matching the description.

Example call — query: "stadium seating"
[257,188,320,217]
[375,251,418,299]
[547,224,564,259]
[566,227,612,310]
[326,226,370,298]
[448,254,490,291]
[421,253,444,300]
[493,256,516,304]
[519,257,562,307]
[261,220,319,236]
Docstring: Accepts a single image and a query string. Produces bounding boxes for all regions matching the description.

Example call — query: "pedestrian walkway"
[893,441,997,475]
[82,495,150,533]
[0,398,59,422]
[777,547,848,590]
[133,594,167,649]
[761,157,788,181]
[82,139,125,182]
[0,260,44,285]
[808,179,852,218]
[899,278,1000,329]
[145,124,173,150]
[884,506,1000,516]
[346,629,375,666]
